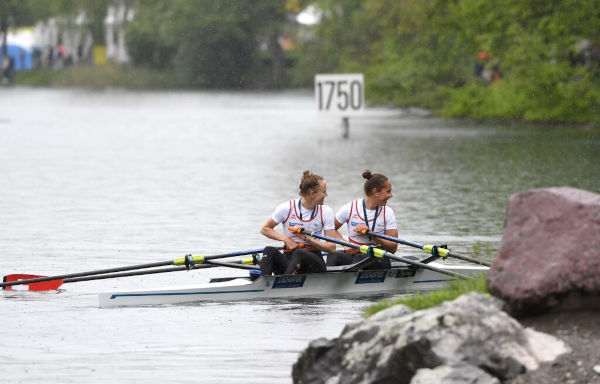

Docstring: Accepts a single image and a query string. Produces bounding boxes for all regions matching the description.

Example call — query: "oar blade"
[2,274,64,291]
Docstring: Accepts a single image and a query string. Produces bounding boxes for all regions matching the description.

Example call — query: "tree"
[1,0,114,58]
[0,0,38,58]
[291,0,600,123]
[126,0,295,88]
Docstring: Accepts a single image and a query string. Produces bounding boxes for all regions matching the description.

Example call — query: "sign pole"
[342,116,349,139]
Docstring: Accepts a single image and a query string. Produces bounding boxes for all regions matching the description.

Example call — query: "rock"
[410,363,500,384]
[292,293,570,384]
[341,304,414,334]
[488,187,600,316]
[594,364,600,375]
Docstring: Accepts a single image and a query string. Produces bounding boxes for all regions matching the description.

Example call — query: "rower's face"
[312,180,328,205]
[374,180,393,205]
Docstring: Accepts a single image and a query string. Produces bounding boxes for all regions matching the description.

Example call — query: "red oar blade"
[2,274,64,291]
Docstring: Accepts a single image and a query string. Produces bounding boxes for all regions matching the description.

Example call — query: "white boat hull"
[98,262,488,308]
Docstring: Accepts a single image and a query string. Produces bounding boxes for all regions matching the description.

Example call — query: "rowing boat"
[98,260,488,308]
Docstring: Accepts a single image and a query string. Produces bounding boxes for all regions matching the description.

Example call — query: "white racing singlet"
[336,199,397,245]
[272,199,335,249]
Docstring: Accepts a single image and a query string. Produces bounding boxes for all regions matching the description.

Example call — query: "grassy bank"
[15,64,183,89]
[365,273,489,317]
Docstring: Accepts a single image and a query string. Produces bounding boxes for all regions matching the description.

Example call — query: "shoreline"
[508,310,600,383]
[8,65,598,129]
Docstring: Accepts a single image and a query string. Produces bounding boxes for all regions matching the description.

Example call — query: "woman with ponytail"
[259,170,337,275]
[327,170,398,269]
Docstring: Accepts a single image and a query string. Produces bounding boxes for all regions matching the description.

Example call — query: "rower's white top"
[272,200,335,244]
[336,199,397,245]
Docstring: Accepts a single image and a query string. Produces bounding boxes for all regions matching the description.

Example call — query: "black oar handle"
[292,228,474,280]
[364,230,491,267]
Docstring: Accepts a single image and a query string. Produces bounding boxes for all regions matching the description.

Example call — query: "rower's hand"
[283,237,299,251]
[287,225,308,243]
[343,246,357,254]
[352,224,369,235]
[288,225,304,234]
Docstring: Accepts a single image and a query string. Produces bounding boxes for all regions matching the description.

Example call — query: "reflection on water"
[0,88,598,383]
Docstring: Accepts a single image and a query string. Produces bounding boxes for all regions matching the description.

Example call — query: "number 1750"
[315,75,364,113]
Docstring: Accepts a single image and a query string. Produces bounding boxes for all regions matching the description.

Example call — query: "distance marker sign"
[315,74,364,115]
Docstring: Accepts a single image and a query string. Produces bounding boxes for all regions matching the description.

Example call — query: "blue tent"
[0,44,33,71]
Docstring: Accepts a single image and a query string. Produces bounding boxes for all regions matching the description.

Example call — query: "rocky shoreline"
[292,187,600,383]
[508,310,600,384]
[292,293,582,384]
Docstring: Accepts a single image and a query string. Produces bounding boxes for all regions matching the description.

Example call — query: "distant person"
[473,51,489,78]
[64,55,73,67]
[326,170,398,270]
[474,51,497,84]
[54,43,66,69]
[2,56,15,85]
[46,46,55,68]
[33,47,42,68]
[57,44,66,58]
[259,170,337,275]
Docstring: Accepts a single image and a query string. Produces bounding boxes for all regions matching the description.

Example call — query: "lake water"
[1,87,598,383]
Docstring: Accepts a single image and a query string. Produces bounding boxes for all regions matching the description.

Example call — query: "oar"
[289,227,474,280]
[48,259,261,286]
[360,229,491,267]
[59,264,217,285]
[1,247,277,291]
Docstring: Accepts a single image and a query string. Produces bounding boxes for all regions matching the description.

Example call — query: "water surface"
[1,88,598,382]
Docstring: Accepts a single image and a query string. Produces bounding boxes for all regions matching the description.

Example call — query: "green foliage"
[293,0,600,124]
[125,0,292,88]
[125,2,176,71]
[171,1,259,88]
[14,68,58,86]
[470,241,493,258]
[15,64,178,89]
[364,273,489,316]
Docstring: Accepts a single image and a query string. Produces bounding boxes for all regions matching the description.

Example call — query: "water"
[1,87,598,383]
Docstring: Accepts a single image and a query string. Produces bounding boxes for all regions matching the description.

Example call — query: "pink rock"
[488,187,600,316]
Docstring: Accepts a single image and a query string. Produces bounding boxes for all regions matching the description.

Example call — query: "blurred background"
[1,0,599,125]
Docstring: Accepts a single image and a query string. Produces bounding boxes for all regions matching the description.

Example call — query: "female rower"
[327,170,398,270]
[259,170,337,275]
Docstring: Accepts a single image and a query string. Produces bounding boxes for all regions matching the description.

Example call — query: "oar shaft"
[204,260,258,270]
[64,265,216,283]
[365,231,491,267]
[17,255,262,287]
[1,246,279,289]
[300,230,474,280]
[172,247,282,266]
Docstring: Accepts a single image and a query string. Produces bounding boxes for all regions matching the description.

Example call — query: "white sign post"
[315,73,364,138]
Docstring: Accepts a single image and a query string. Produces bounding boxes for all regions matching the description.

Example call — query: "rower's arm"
[333,218,354,253]
[260,217,297,250]
[316,229,338,253]
[375,228,399,253]
[334,218,344,231]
